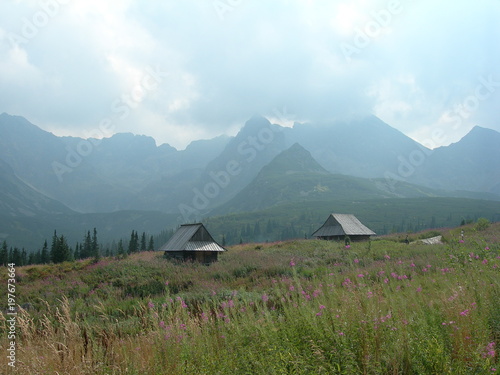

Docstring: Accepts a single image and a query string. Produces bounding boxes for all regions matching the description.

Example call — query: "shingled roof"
[159,223,225,252]
[312,214,375,238]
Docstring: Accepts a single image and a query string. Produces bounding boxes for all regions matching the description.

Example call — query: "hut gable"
[312,213,375,241]
[159,223,225,263]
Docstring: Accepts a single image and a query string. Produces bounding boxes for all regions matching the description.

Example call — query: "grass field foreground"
[1,223,499,374]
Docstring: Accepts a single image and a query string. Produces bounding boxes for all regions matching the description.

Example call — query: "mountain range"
[0,112,499,248]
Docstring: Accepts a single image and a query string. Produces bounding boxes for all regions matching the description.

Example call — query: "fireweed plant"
[0,224,499,374]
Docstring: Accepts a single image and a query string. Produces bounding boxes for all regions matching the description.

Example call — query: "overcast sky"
[1,0,499,150]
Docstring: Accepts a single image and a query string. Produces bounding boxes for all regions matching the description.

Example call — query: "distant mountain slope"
[214,143,445,214]
[285,116,427,178]
[1,113,499,218]
[0,159,73,217]
[0,113,230,213]
[410,126,500,194]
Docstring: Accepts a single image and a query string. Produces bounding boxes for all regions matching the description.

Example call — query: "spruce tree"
[128,230,139,254]
[41,240,49,264]
[73,243,80,260]
[50,230,58,263]
[118,239,125,258]
[140,232,147,251]
[82,230,92,259]
[91,228,100,263]
[0,241,8,266]
[148,236,154,251]
[20,249,27,266]
[12,247,21,265]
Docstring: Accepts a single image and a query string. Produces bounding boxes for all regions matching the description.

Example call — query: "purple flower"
[262,294,269,302]
[483,342,496,358]
[148,301,155,308]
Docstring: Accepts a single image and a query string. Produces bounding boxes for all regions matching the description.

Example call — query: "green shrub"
[475,218,490,231]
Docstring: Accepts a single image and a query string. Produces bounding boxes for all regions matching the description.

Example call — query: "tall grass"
[1,225,499,374]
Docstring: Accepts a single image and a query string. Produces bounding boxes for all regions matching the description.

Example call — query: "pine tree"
[0,241,8,266]
[50,230,58,263]
[128,230,139,254]
[58,235,70,263]
[20,249,28,266]
[140,232,147,251]
[91,228,100,263]
[12,248,22,265]
[82,230,92,259]
[34,250,42,264]
[41,240,49,264]
[73,242,80,260]
[148,236,154,251]
[118,239,125,258]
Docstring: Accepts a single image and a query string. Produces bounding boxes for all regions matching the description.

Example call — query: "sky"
[0,0,499,150]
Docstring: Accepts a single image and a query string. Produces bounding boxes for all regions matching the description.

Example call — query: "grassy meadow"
[1,223,499,374]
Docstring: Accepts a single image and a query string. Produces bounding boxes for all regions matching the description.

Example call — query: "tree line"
[0,229,158,267]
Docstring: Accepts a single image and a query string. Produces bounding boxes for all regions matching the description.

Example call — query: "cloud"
[0,0,499,149]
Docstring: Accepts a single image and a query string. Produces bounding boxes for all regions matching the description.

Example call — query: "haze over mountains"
[0,112,499,248]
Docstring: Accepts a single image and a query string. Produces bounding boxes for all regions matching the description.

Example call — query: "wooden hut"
[312,213,375,241]
[159,223,225,264]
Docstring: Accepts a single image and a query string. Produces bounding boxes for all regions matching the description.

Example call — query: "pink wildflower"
[290,259,296,266]
[483,342,496,358]
[354,258,359,263]
[262,294,269,302]
[148,301,155,308]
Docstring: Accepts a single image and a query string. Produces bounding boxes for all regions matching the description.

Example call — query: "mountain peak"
[261,142,328,176]
[239,114,272,134]
[448,125,500,150]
